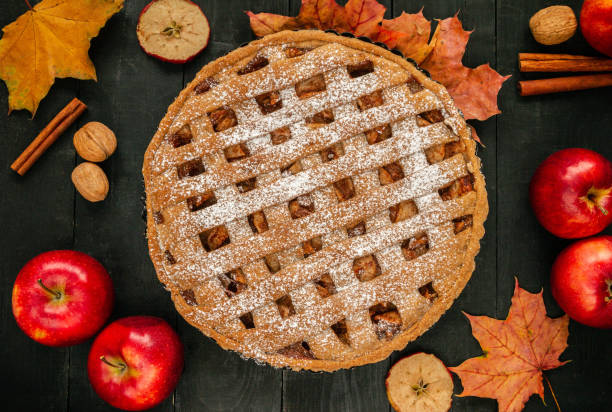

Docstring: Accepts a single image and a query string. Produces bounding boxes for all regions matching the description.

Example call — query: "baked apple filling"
[218,268,247,298]
[208,106,238,132]
[364,124,392,145]
[401,233,429,261]
[353,254,382,282]
[379,162,405,185]
[369,302,402,340]
[199,225,230,251]
[169,124,193,148]
[237,55,269,75]
[295,74,326,99]
[356,90,383,111]
[439,174,475,201]
[314,273,336,298]
[347,60,374,78]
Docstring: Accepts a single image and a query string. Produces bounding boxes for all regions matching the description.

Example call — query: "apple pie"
[143,30,487,371]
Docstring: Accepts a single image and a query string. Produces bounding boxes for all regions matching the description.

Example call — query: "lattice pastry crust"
[143,30,487,371]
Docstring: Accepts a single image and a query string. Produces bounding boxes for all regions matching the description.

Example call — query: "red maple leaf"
[450,279,570,412]
[344,0,386,37]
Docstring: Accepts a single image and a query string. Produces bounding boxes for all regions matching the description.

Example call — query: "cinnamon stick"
[518,74,612,96]
[11,98,87,175]
[519,53,612,72]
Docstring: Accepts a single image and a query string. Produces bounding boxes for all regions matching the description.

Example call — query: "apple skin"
[12,250,114,346]
[551,235,612,329]
[529,148,612,239]
[87,316,184,411]
[581,0,612,58]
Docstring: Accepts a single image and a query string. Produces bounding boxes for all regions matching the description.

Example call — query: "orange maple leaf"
[344,0,385,37]
[381,10,432,64]
[246,1,510,137]
[450,279,570,412]
[0,0,124,116]
[296,0,349,32]
[245,11,298,37]
[420,16,510,121]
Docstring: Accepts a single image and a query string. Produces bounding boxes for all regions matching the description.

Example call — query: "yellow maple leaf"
[0,0,124,116]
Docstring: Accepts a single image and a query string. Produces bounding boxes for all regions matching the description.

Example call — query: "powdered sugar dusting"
[144,34,482,366]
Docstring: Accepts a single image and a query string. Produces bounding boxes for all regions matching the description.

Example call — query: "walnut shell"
[71,162,109,202]
[73,122,117,162]
[529,6,577,45]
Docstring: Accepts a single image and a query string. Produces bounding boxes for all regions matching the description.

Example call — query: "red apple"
[88,316,184,411]
[12,250,114,346]
[529,148,612,239]
[581,0,612,58]
[551,235,612,328]
[136,0,210,64]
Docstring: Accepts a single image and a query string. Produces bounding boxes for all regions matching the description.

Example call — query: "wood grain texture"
[279,3,391,411]
[389,2,499,411]
[497,1,611,411]
[66,1,182,410]
[0,0,76,408]
[176,1,285,411]
[0,0,610,411]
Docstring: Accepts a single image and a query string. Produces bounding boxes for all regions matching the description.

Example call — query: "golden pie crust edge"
[143,30,488,371]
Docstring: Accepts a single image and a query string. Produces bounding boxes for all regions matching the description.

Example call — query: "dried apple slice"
[386,352,453,412]
[137,0,210,64]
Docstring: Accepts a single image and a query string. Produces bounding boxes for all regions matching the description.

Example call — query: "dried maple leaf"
[344,0,385,38]
[450,279,569,412]
[246,1,510,139]
[0,0,124,116]
[245,11,298,37]
[420,16,510,121]
[381,10,432,64]
[296,0,348,32]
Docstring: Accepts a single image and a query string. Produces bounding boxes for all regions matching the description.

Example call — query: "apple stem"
[543,373,562,412]
[100,356,127,371]
[597,204,608,216]
[24,0,32,9]
[37,279,61,300]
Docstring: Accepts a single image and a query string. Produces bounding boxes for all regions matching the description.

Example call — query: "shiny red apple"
[551,235,612,328]
[88,316,184,411]
[529,148,612,239]
[581,0,612,58]
[12,250,114,346]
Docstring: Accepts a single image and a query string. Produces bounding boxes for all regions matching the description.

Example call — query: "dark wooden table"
[1,0,610,411]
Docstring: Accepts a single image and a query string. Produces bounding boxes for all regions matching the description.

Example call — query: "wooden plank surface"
[66,1,181,410]
[497,1,612,410]
[390,1,500,410]
[0,0,610,411]
[0,0,76,408]
[176,1,285,411]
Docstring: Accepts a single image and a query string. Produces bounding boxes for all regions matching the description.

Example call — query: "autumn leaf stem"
[543,373,562,412]
[24,0,33,10]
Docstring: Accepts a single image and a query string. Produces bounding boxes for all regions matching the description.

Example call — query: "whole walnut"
[71,162,109,202]
[529,6,577,45]
[73,122,117,162]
